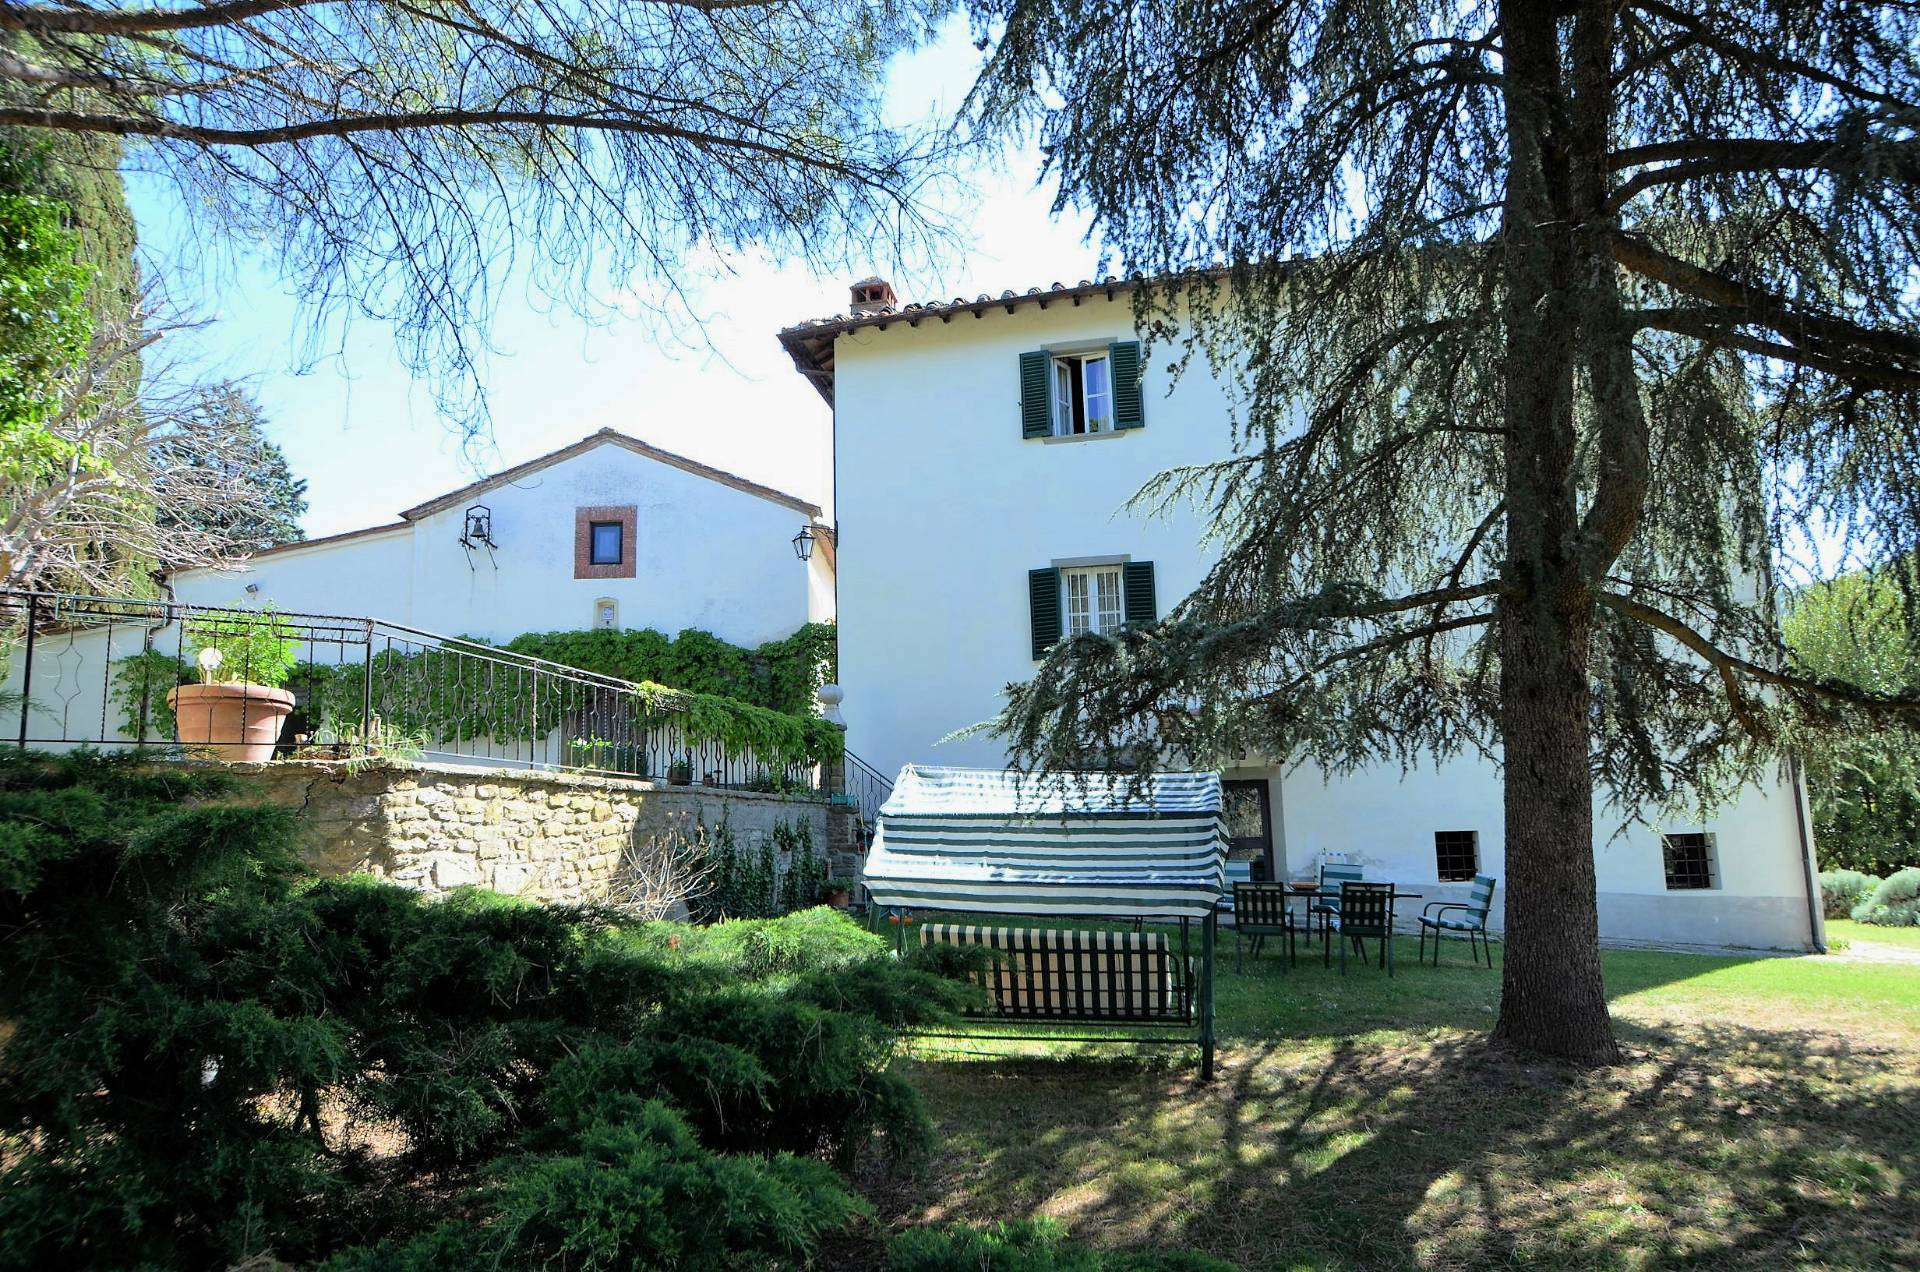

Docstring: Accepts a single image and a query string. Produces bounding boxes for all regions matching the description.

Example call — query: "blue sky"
[124,17,1100,538]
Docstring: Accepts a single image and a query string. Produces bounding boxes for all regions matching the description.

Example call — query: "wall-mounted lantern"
[460,503,499,571]
[791,525,814,561]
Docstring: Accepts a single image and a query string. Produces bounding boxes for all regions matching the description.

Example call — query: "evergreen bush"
[1851,867,1920,927]
[1819,868,1880,919]
[0,750,972,1269]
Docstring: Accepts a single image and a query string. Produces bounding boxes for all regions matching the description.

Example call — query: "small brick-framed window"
[574,506,636,579]
[1434,830,1478,882]
[589,521,623,565]
[1661,832,1717,890]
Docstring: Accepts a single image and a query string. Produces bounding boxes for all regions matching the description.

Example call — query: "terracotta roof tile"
[776,275,1150,406]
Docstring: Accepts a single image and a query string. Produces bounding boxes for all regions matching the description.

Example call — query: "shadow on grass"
[1211,932,1777,1043]
[867,1017,1919,1271]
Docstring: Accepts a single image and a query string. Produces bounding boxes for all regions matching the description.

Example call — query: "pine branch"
[1604,138,1920,208]
[1599,591,1920,718]
[0,0,787,35]
[0,106,880,179]
[1627,0,1920,112]
[1638,309,1920,391]
[1613,233,1920,364]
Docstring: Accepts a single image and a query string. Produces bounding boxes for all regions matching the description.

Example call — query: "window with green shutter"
[1021,342,1145,438]
[1034,561,1156,657]
[1028,567,1062,658]
[1109,341,1145,429]
[1123,560,1157,624]
[1020,351,1053,439]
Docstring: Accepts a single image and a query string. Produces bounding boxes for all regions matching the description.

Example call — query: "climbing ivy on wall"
[692,814,828,922]
[504,623,836,718]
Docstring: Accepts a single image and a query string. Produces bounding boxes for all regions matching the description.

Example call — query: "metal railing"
[1,590,827,792]
[841,749,894,838]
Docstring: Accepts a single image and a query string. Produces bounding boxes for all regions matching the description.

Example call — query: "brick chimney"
[849,276,897,316]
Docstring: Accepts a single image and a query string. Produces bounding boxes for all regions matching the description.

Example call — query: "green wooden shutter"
[1029,567,1062,658]
[1109,340,1145,429]
[1123,561,1157,625]
[1020,350,1053,439]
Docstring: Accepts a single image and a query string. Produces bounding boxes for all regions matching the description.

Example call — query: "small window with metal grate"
[1661,832,1716,890]
[1434,830,1478,882]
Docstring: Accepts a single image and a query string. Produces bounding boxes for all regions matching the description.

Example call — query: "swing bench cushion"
[920,924,1192,1023]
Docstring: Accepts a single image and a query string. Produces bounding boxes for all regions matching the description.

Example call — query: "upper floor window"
[1052,353,1114,435]
[1019,341,1145,439]
[575,505,637,579]
[589,521,624,565]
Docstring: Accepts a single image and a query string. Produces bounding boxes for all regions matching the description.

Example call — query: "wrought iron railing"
[841,749,894,838]
[0,590,827,792]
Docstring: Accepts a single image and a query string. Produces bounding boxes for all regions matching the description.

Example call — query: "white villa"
[779,276,1826,951]
[172,427,835,644]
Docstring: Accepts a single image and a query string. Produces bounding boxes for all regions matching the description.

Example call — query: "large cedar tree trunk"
[1488,1,1622,1065]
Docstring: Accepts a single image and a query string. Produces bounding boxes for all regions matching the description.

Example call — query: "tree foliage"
[1785,567,1920,876]
[0,147,96,512]
[0,127,138,332]
[0,282,305,592]
[0,0,953,432]
[966,0,1920,1060]
[153,383,307,553]
[0,750,974,1269]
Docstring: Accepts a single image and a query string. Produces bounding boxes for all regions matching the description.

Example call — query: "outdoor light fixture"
[792,525,814,561]
[460,503,499,571]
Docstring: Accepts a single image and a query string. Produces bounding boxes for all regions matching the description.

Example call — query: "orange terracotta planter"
[167,682,295,762]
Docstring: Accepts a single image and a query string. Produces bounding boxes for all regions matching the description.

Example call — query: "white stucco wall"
[171,440,821,648]
[824,292,1821,951]
[833,294,1224,773]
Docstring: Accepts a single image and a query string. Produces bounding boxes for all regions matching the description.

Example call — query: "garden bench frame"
[895,912,1218,1080]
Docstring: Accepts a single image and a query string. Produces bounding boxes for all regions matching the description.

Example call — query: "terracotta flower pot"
[167,682,296,762]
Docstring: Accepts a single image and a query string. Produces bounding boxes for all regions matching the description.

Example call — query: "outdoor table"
[1270,885,1425,927]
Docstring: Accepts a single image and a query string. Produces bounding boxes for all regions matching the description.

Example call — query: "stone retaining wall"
[212,760,855,906]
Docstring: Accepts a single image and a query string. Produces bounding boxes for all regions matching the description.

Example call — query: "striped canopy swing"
[862,765,1227,1079]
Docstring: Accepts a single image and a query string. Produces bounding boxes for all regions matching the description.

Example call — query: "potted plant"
[166,609,299,762]
[667,757,693,786]
[821,876,853,909]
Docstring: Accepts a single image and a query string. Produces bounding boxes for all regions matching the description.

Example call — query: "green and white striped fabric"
[864,766,1227,918]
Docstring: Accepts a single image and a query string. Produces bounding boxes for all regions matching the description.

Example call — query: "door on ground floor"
[1223,778,1276,881]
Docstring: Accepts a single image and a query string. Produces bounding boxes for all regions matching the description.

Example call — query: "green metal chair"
[1334,882,1397,976]
[1231,881,1297,971]
[1308,862,1365,952]
[1418,874,1497,967]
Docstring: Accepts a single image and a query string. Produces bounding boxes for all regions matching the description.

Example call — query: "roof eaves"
[399,428,821,522]
[168,519,413,574]
[776,274,1162,407]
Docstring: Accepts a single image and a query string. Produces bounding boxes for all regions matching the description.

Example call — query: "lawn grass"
[1828,917,1920,952]
[852,927,1920,1270]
